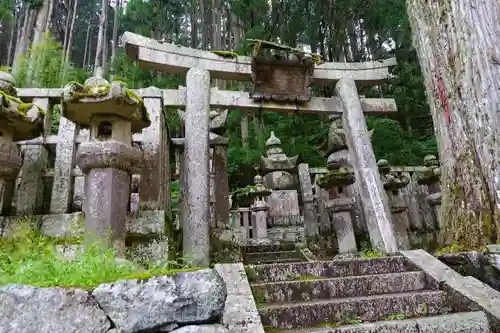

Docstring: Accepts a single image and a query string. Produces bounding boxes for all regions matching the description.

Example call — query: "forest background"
[0,0,437,189]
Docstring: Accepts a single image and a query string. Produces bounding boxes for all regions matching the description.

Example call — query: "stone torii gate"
[122,32,400,266]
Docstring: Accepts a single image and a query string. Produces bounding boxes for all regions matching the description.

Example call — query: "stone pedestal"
[0,128,22,212]
[77,140,142,256]
[325,197,357,253]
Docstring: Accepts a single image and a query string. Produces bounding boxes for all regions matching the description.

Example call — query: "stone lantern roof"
[0,71,44,141]
[260,131,298,173]
[62,76,150,133]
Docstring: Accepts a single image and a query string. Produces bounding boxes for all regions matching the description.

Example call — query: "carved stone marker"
[183,67,211,267]
[63,77,149,256]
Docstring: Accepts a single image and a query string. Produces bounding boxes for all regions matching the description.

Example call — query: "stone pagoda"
[0,72,44,213]
[62,76,150,256]
[260,131,298,190]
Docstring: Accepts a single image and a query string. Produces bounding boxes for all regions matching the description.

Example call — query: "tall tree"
[406,0,500,247]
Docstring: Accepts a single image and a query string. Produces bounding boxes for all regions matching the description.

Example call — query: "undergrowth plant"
[0,219,199,289]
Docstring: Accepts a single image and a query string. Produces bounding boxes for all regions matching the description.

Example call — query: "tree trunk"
[83,18,92,67]
[6,15,17,66]
[111,0,121,64]
[13,6,35,73]
[406,0,500,248]
[94,0,108,76]
[61,0,78,82]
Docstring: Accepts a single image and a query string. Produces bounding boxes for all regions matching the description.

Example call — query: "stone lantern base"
[76,140,142,256]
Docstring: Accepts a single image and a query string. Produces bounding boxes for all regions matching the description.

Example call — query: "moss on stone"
[244,265,258,282]
[210,230,241,264]
[212,50,240,58]
[316,170,355,189]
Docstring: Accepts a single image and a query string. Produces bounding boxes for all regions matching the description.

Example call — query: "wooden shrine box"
[250,54,315,103]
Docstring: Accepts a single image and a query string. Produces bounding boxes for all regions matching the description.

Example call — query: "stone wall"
[0,269,230,333]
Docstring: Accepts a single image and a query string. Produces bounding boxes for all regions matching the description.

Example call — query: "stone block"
[214,263,266,333]
[250,271,432,304]
[258,290,449,329]
[247,256,408,283]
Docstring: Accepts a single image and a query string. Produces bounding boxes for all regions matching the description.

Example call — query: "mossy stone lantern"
[0,71,44,188]
[62,76,150,256]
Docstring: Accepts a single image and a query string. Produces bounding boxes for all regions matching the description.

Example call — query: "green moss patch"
[0,221,199,290]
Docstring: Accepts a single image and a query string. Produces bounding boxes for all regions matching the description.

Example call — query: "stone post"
[214,144,229,229]
[298,163,317,237]
[250,175,271,244]
[418,155,442,228]
[0,72,44,217]
[139,87,170,215]
[377,159,411,250]
[336,77,398,253]
[63,77,149,256]
[16,97,51,215]
[183,67,211,267]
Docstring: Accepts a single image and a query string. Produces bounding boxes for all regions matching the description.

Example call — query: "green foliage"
[13,33,78,88]
[0,219,199,289]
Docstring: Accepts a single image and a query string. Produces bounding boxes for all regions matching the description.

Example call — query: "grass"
[0,221,200,290]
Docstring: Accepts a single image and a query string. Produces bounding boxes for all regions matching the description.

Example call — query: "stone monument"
[62,76,150,256]
[418,154,442,228]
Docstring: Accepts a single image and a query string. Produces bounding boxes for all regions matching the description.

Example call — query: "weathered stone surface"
[402,249,500,331]
[92,269,227,333]
[76,140,143,174]
[183,67,211,267]
[259,290,449,329]
[250,271,432,304]
[247,256,409,283]
[0,285,111,333]
[336,78,398,253]
[214,263,266,333]
[415,311,489,332]
[170,324,229,333]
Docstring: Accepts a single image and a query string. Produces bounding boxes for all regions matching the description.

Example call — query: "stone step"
[246,256,412,283]
[242,244,297,253]
[252,271,435,304]
[273,311,489,333]
[247,257,305,265]
[244,251,304,263]
[259,290,450,329]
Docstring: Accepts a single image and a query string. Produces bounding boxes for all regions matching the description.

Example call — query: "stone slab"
[259,290,449,329]
[283,311,489,333]
[246,256,409,283]
[214,263,266,333]
[250,271,432,304]
[401,249,500,331]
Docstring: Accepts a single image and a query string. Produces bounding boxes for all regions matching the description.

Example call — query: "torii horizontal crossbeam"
[121,32,397,86]
[16,88,397,115]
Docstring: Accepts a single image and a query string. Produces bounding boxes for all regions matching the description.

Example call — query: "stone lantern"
[316,140,357,253]
[0,72,44,211]
[249,174,272,244]
[260,131,298,190]
[417,154,442,227]
[62,77,150,256]
[377,158,411,249]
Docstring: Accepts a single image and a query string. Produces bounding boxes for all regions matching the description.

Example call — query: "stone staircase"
[242,244,306,265]
[245,255,491,332]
